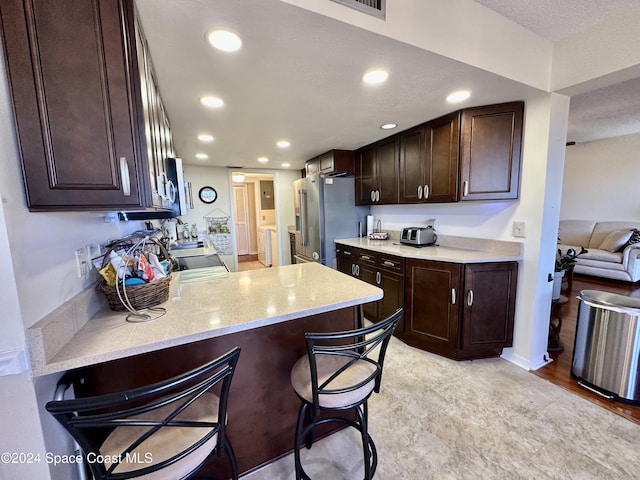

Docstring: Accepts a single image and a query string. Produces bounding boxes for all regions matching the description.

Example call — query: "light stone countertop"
[29,262,382,377]
[335,234,522,263]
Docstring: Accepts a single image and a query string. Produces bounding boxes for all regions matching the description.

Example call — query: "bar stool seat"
[291,308,403,480]
[46,347,241,480]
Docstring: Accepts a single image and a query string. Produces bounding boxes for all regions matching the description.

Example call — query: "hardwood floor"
[532,274,640,425]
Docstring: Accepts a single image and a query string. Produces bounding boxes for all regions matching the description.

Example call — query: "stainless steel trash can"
[571,290,640,404]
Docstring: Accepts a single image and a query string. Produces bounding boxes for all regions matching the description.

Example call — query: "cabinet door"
[358,262,379,321]
[355,146,376,205]
[404,259,461,355]
[376,136,399,204]
[461,262,517,355]
[398,126,427,203]
[380,271,404,321]
[0,0,146,210]
[459,102,523,201]
[426,112,459,202]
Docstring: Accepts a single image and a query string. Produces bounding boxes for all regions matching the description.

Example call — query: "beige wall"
[560,133,640,221]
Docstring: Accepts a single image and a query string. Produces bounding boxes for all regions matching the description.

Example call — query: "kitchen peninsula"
[28,263,382,475]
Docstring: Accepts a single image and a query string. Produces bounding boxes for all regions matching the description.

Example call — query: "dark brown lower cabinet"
[403,259,517,360]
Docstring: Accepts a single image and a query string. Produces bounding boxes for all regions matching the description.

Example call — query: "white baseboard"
[500,347,551,371]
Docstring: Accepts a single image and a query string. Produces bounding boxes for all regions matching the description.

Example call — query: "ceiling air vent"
[330,0,385,19]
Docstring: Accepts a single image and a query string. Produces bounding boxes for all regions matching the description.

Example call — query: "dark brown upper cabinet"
[0,0,171,211]
[355,136,398,205]
[399,112,459,204]
[459,102,523,201]
[357,101,524,205]
[305,149,355,177]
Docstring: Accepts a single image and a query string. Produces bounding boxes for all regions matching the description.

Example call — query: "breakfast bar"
[27,263,383,475]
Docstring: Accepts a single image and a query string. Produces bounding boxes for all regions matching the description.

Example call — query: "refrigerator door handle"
[299,189,309,246]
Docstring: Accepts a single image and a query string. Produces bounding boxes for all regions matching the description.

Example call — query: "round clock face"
[198,186,218,204]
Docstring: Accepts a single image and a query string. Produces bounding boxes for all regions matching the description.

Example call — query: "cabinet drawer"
[338,245,359,259]
[378,254,404,274]
[358,250,378,266]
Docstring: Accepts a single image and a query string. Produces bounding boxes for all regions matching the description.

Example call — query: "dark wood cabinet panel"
[357,102,522,205]
[355,146,376,205]
[379,269,404,321]
[427,112,459,202]
[376,136,399,204]
[459,102,523,201]
[461,262,517,355]
[306,150,355,177]
[0,0,148,210]
[355,137,398,205]
[404,260,461,352]
[398,126,427,203]
[404,258,517,359]
[0,0,176,212]
[358,262,379,321]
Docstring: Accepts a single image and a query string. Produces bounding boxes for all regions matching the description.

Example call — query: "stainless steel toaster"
[400,226,437,246]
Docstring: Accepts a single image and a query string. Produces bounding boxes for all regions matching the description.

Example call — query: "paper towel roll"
[366,215,374,236]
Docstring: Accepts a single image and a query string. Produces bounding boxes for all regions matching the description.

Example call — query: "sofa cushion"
[580,249,624,264]
[589,222,640,249]
[578,257,626,271]
[558,220,596,247]
[599,230,633,252]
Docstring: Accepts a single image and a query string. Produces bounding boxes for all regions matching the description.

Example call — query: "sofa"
[558,221,640,283]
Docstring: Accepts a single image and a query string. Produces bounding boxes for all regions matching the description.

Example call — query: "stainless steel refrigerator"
[293,176,369,267]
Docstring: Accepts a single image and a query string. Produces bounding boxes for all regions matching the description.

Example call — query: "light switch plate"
[513,221,526,238]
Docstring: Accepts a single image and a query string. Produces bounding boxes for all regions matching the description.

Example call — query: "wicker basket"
[98,237,172,312]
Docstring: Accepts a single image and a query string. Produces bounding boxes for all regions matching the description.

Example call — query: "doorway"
[231,172,279,270]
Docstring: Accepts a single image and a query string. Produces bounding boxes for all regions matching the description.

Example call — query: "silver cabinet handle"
[119,157,131,197]
[424,184,429,200]
[382,261,394,267]
[361,255,371,260]
[166,179,176,203]
[376,190,380,202]
[344,251,352,256]
[467,290,474,307]
[370,190,376,202]
[463,180,469,197]
[451,288,456,305]
[351,264,355,275]
[356,265,360,276]
[417,185,423,199]
[376,271,382,285]
[299,190,308,246]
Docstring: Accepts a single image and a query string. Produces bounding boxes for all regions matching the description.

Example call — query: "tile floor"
[242,334,640,479]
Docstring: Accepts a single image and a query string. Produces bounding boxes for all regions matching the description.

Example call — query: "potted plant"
[553,246,587,299]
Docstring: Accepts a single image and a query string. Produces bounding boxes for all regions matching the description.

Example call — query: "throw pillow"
[620,228,640,251]
[599,230,633,253]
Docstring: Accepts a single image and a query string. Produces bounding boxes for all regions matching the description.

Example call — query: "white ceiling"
[135,0,640,169]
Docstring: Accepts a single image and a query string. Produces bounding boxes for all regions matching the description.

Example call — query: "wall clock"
[198,186,218,204]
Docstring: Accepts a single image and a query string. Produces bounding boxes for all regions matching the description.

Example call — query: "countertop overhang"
[335,234,522,263]
[28,263,382,377]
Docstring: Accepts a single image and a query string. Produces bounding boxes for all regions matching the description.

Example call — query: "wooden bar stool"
[290,308,403,479]
[46,347,241,480]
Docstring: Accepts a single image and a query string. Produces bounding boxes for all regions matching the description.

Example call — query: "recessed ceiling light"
[258,157,269,163]
[207,29,242,52]
[200,96,224,108]
[276,140,290,149]
[198,134,214,142]
[446,90,471,103]
[232,173,245,182]
[381,123,397,130]
[281,163,291,168]
[195,153,208,160]
[362,70,389,85]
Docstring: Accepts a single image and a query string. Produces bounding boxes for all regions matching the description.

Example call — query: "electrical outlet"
[75,248,91,279]
[513,221,526,238]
